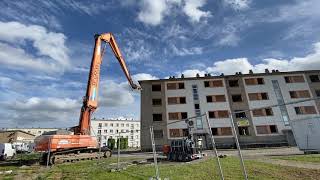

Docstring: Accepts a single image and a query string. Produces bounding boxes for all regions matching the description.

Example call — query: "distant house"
[0,130,35,143]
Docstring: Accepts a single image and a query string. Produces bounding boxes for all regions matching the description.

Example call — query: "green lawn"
[272,154,320,163]
[1,156,319,180]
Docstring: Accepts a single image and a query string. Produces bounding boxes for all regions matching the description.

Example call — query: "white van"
[0,143,16,160]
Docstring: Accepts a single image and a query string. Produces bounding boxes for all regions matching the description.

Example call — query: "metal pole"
[205,112,225,180]
[117,132,120,170]
[150,126,160,180]
[229,112,248,180]
[46,137,51,168]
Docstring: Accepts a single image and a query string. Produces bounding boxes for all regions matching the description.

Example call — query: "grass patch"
[272,154,320,163]
[1,156,319,180]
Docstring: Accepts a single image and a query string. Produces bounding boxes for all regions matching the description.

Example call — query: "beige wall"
[140,81,168,151]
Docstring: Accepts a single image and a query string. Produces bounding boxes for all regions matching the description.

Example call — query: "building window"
[152,99,162,106]
[248,93,269,101]
[289,90,311,98]
[121,123,124,127]
[194,104,200,110]
[126,124,129,127]
[270,125,278,133]
[110,123,113,127]
[245,78,264,85]
[235,111,247,118]
[98,123,102,127]
[178,83,185,89]
[204,80,224,88]
[110,130,113,133]
[220,127,233,135]
[167,82,185,90]
[153,130,163,139]
[315,89,320,97]
[309,75,320,82]
[182,129,189,137]
[206,95,226,103]
[232,94,242,102]
[211,127,232,136]
[294,106,317,115]
[152,84,161,91]
[204,81,210,87]
[284,75,305,83]
[169,129,181,137]
[192,85,199,100]
[229,80,239,87]
[104,130,107,133]
[168,97,186,105]
[153,113,163,121]
[104,123,108,127]
[116,130,118,133]
[238,127,249,136]
[212,128,218,135]
[98,130,101,135]
[208,110,229,118]
[168,112,188,120]
[256,125,278,134]
[181,112,188,119]
[180,97,186,104]
[206,96,213,102]
[252,108,273,117]
[116,123,119,127]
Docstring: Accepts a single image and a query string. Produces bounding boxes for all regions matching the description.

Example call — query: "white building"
[91,118,140,148]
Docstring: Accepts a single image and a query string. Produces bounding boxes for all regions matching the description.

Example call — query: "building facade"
[91,118,140,148]
[0,130,35,143]
[140,70,320,151]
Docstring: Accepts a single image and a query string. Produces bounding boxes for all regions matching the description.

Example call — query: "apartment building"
[91,118,140,148]
[140,70,320,151]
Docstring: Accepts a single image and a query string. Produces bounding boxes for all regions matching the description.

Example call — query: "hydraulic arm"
[77,33,139,135]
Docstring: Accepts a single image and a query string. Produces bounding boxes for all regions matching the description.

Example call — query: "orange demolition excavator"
[35,33,140,165]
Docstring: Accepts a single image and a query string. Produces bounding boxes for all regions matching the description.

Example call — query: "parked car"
[0,143,16,160]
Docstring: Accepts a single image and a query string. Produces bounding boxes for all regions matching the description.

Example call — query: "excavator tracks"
[42,148,112,165]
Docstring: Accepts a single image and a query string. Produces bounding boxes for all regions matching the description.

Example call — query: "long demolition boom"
[76,33,139,135]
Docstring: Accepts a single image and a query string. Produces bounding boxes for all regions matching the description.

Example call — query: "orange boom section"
[35,135,97,152]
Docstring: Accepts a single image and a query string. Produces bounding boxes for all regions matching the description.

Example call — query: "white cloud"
[206,42,320,75]
[171,45,203,56]
[2,97,80,125]
[137,0,168,26]
[0,21,70,73]
[136,0,210,25]
[224,0,251,10]
[180,69,206,77]
[206,58,253,75]
[218,33,240,47]
[123,40,153,62]
[99,80,135,107]
[183,0,211,22]
[132,73,158,81]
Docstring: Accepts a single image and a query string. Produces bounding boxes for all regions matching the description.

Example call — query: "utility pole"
[205,112,225,180]
[150,126,160,180]
[229,112,248,180]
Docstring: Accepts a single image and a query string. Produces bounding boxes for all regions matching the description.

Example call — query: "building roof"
[138,69,320,83]
[91,118,140,122]
[0,130,36,137]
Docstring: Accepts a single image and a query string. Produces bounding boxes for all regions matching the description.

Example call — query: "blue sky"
[0,0,320,128]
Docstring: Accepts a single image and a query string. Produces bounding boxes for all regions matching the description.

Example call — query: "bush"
[107,138,116,150]
[116,137,128,150]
